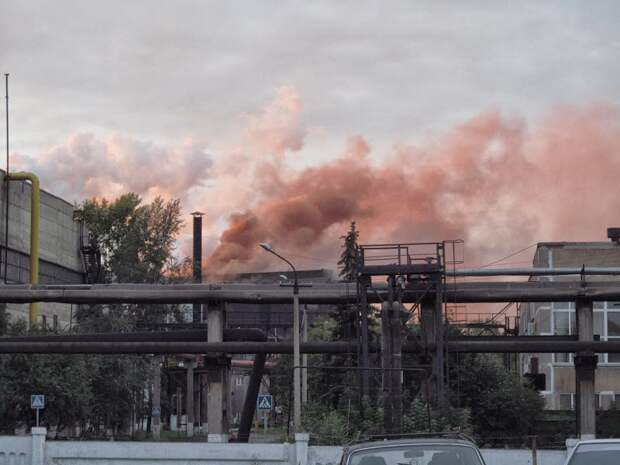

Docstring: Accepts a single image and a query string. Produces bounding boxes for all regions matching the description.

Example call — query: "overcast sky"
[3,1,619,160]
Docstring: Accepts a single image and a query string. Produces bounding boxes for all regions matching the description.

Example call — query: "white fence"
[0,429,569,465]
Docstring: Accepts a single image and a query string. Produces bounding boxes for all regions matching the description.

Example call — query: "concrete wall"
[0,435,30,465]
[0,171,84,327]
[0,429,572,465]
[46,441,294,465]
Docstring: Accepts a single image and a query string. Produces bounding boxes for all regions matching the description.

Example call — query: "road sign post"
[257,394,273,433]
[31,394,45,427]
[257,394,273,411]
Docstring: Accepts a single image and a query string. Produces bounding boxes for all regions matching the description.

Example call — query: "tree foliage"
[0,193,187,437]
[81,193,183,284]
[450,353,544,443]
[0,321,92,435]
[338,221,359,281]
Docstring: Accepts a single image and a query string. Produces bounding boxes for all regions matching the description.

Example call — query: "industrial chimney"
[191,212,205,322]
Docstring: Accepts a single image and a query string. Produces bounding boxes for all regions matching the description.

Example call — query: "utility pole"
[302,304,308,404]
[258,243,303,433]
[4,73,10,284]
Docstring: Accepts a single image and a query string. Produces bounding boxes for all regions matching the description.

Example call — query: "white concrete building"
[519,234,620,410]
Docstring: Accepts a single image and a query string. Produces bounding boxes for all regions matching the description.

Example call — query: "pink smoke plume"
[11,87,620,277]
[205,104,620,277]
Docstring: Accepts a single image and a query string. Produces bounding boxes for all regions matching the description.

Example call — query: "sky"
[2,1,620,275]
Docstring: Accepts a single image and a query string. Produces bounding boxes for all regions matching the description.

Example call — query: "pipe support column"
[206,301,229,442]
[575,297,596,440]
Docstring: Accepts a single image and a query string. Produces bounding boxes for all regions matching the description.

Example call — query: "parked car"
[339,433,487,465]
[564,439,620,465]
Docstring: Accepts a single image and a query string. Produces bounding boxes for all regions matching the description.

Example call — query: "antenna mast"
[4,73,9,283]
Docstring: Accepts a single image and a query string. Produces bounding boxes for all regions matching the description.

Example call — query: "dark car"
[339,433,486,465]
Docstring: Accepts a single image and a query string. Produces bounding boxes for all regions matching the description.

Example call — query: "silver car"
[339,434,487,465]
[564,439,620,465]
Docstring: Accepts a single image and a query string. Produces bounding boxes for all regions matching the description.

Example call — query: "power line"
[478,243,538,269]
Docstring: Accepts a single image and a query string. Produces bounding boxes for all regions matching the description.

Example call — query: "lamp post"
[259,243,301,433]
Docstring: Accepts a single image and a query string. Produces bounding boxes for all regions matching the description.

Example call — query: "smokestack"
[191,212,204,322]
[608,228,620,245]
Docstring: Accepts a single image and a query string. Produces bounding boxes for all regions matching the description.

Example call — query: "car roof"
[575,439,620,445]
[347,438,478,452]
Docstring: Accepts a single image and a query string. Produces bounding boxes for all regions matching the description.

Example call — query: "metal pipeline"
[2,339,620,354]
[447,267,620,277]
[8,172,39,326]
[3,280,620,304]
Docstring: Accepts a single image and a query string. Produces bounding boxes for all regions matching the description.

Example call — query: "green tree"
[337,221,359,281]
[75,193,186,438]
[450,353,544,444]
[81,193,183,284]
[0,321,92,436]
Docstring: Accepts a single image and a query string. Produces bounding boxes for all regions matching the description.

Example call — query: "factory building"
[0,170,88,329]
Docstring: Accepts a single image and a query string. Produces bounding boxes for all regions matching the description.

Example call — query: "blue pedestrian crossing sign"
[257,394,273,411]
[31,394,45,409]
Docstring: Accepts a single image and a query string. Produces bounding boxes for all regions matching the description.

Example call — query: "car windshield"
[347,444,484,465]
[567,443,620,465]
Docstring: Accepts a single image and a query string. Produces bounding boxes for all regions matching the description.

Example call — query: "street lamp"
[259,243,301,432]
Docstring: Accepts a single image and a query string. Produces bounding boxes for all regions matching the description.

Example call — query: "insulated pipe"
[3,281,620,304]
[8,172,39,326]
[2,339,620,354]
[447,267,620,277]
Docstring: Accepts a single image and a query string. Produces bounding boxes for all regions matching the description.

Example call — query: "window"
[537,307,551,333]
[594,312,604,338]
[608,312,620,363]
[560,393,575,410]
[554,311,574,363]
[608,313,620,336]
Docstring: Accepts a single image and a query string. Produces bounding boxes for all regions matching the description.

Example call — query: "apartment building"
[519,230,620,410]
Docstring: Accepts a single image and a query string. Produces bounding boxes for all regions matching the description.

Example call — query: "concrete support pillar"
[151,357,161,440]
[295,432,310,465]
[186,361,195,437]
[30,427,46,465]
[575,298,597,440]
[207,301,229,443]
